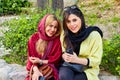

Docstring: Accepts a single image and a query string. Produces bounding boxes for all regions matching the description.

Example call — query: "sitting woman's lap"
[59,66,87,80]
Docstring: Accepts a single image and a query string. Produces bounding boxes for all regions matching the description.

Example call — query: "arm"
[62,52,88,65]
[62,31,103,67]
[28,37,62,67]
[77,31,103,67]
[26,40,33,71]
[26,33,40,71]
[87,31,103,67]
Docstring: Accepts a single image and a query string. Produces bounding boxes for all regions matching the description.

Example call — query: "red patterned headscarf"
[38,14,57,41]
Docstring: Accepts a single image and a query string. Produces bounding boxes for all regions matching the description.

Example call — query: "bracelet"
[86,58,89,66]
[39,59,43,65]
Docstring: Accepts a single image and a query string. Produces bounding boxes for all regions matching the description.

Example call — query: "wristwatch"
[39,59,43,65]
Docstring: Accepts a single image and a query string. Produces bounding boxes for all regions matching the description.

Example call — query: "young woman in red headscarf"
[25,14,62,80]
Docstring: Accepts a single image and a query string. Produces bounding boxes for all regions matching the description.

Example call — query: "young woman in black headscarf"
[59,5,103,80]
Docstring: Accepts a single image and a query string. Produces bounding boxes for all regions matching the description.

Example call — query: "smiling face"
[45,20,58,37]
[66,14,82,33]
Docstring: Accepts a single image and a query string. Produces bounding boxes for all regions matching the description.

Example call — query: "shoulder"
[28,32,39,43]
[89,31,102,39]
[84,31,103,46]
[83,31,102,44]
[30,32,39,39]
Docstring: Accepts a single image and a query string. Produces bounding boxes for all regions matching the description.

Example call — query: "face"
[45,20,58,37]
[66,14,82,33]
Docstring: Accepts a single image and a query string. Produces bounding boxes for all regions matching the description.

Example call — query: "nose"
[70,22,74,26]
[51,27,55,31]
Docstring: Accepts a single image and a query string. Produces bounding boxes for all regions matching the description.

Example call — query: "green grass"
[111,17,120,23]
[78,0,119,26]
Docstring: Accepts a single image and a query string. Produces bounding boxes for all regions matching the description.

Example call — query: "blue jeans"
[39,76,54,80]
[59,66,87,80]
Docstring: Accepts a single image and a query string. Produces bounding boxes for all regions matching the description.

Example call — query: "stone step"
[99,76,120,80]
[0,59,119,80]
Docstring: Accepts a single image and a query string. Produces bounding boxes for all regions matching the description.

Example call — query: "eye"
[66,20,70,23]
[49,25,53,27]
[73,19,77,22]
[54,26,57,29]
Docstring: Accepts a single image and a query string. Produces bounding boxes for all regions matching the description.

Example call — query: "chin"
[71,31,78,33]
[48,34,53,37]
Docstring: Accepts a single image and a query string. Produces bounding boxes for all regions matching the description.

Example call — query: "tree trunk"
[37,0,63,11]
[37,0,48,9]
[52,0,63,11]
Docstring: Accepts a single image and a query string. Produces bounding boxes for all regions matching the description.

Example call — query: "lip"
[71,26,77,31]
[48,32,55,36]
[49,32,54,35]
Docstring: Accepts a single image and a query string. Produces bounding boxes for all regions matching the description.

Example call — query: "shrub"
[0,0,31,16]
[101,34,120,76]
[0,14,41,65]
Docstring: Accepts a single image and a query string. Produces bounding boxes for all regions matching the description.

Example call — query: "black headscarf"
[68,26,103,55]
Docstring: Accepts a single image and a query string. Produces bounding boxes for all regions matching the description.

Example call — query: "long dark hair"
[63,5,86,49]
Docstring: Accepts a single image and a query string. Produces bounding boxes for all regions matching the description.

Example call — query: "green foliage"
[0,0,31,16]
[0,8,62,65]
[101,34,120,76]
[1,14,41,65]
[111,17,120,23]
[79,0,119,26]
[85,13,99,25]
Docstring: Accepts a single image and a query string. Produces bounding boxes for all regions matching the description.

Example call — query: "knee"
[59,72,69,80]
[59,67,73,80]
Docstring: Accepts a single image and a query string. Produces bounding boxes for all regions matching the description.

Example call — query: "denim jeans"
[39,76,54,80]
[59,66,87,80]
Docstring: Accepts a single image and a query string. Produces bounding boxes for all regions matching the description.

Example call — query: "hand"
[32,70,43,80]
[29,57,41,64]
[62,52,78,63]
[32,66,43,80]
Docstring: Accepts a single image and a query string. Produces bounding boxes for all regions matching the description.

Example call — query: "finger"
[73,52,77,56]
[32,75,35,80]
[30,59,35,63]
[40,72,43,76]
[31,57,36,60]
[66,53,72,56]
[29,58,33,62]
[65,57,70,62]
[37,76,40,80]
[29,57,33,61]
[33,75,37,80]
[62,54,66,59]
